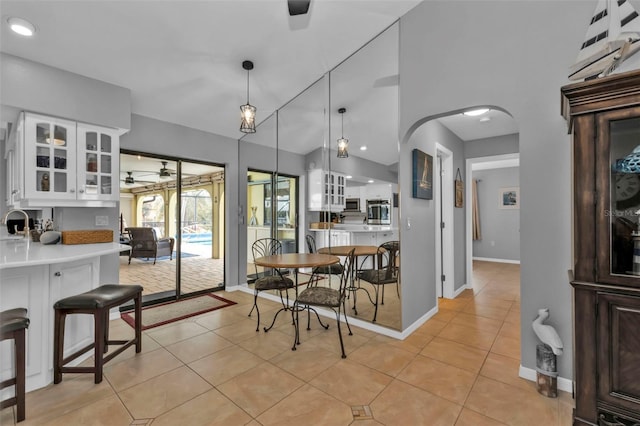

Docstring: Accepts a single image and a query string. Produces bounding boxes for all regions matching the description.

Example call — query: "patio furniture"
[125,227,175,264]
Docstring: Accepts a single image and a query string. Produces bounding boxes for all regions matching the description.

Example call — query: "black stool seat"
[54,284,143,310]
[1,316,30,334]
[1,308,29,422]
[0,308,28,321]
[54,284,143,385]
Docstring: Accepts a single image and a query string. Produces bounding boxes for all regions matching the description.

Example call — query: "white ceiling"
[0,0,518,168]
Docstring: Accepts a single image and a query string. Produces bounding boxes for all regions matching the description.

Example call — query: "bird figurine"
[532,308,563,356]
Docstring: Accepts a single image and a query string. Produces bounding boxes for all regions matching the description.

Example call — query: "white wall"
[472,167,520,261]
[399,0,584,380]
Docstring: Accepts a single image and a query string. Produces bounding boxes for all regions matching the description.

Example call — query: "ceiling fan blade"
[288,0,310,16]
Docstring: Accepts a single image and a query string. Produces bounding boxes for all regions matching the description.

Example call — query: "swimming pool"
[181,232,212,244]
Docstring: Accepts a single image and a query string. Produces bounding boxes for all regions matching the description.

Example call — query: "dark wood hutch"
[562,69,640,426]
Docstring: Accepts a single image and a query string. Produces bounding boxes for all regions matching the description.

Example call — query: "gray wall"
[398,119,466,327]
[465,133,519,159]
[0,53,131,130]
[472,167,520,261]
[399,0,576,379]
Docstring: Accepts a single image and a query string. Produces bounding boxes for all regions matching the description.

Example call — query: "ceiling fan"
[288,0,311,16]
[158,161,176,178]
[120,171,156,186]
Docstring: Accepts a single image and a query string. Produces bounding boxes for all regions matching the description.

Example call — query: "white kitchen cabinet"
[76,123,119,202]
[6,112,119,208]
[49,258,100,361]
[0,257,99,393]
[365,183,393,201]
[313,230,350,249]
[0,265,50,393]
[308,169,346,211]
[345,185,360,199]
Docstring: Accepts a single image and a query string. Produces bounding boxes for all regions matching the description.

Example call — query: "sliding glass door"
[178,160,225,296]
[119,151,225,302]
[246,170,298,282]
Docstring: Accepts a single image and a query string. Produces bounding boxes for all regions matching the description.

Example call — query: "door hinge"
[441,274,446,282]
[441,222,445,229]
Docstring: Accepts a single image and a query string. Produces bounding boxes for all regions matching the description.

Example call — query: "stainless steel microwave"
[345,198,361,211]
[367,199,391,225]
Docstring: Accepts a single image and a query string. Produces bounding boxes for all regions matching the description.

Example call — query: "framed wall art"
[455,168,464,208]
[412,148,433,200]
[499,186,519,209]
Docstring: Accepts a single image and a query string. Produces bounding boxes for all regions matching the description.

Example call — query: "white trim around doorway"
[435,143,455,299]
[465,153,520,290]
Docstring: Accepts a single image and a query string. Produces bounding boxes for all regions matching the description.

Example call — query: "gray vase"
[40,231,61,245]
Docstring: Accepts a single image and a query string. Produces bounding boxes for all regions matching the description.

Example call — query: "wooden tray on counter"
[62,230,114,245]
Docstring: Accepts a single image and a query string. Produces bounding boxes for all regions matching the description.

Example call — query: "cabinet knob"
[69,189,75,193]
[54,272,61,276]
[12,190,18,194]
[79,189,84,194]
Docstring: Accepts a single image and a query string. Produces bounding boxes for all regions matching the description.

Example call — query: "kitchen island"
[310,224,399,249]
[0,240,129,392]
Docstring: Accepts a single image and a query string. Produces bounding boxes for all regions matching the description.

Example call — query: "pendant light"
[337,108,349,158]
[240,60,256,133]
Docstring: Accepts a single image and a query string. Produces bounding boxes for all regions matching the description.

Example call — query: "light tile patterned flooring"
[1,261,574,425]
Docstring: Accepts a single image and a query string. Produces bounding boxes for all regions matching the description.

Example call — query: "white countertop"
[312,225,397,233]
[0,241,130,270]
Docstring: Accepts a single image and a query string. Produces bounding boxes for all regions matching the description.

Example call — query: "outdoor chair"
[125,227,175,264]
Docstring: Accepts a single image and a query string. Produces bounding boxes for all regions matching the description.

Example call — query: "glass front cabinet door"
[76,123,119,202]
[597,107,640,287]
[16,111,120,206]
[23,113,77,201]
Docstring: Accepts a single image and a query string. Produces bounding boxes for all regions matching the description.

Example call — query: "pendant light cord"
[246,70,250,104]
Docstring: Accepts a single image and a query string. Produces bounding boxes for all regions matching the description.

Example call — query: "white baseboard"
[234,286,441,340]
[519,365,573,393]
[453,285,468,298]
[473,257,520,264]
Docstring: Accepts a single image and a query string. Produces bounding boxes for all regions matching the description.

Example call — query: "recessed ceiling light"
[367,179,374,183]
[479,117,491,123]
[7,17,36,37]
[346,175,352,179]
[360,145,367,151]
[463,108,489,117]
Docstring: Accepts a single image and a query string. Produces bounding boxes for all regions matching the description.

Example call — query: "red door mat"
[121,293,236,330]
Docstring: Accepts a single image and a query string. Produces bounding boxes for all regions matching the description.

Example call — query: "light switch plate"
[95,216,108,226]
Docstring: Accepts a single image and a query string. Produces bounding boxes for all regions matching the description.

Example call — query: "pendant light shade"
[337,108,349,158]
[240,60,256,133]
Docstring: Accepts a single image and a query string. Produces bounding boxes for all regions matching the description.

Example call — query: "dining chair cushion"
[254,275,294,291]
[297,287,340,308]
[313,263,344,276]
[358,269,397,284]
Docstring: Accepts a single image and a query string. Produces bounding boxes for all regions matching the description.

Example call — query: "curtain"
[472,179,481,240]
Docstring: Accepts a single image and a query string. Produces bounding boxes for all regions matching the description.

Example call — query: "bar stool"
[0,308,30,422]
[53,284,143,384]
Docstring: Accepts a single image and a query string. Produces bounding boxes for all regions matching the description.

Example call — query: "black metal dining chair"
[305,234,344,287]
[292,248,356,358]
[249,238,295,332]
[357,240,399,322]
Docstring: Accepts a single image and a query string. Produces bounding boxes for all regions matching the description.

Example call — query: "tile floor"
[1,261,574,425]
